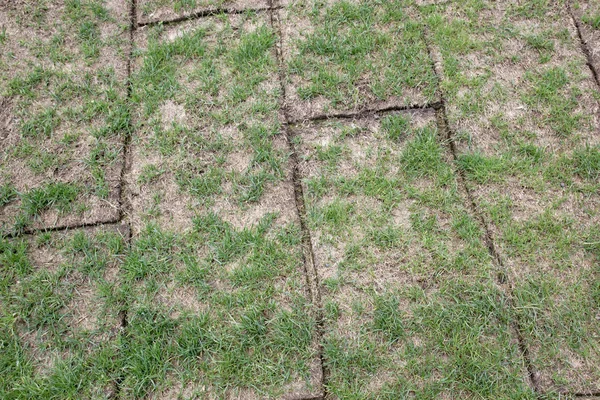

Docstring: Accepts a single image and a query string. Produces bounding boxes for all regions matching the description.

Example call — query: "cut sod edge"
[0,218,123,239]
[270,5,328,398]
[562,389,600,397]
[137,5,280,28]
[112,1,137,398]
[117,0,137,225]
[285,101,442,125]
[567,1,600,93]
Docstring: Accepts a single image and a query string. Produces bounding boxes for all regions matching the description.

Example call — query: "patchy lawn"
[279,0,438,119]
[292,111,530,398]
[424,0,600,391]
[0,226,127,398]
[1,0,600,398]
[0,0,129,235]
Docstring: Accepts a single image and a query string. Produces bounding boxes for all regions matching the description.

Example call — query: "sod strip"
[129,12,288,233]
[422,0,600,392]
[0,225,129,398]
[0,1,130,235]
[122,13,321,398]
[279,0,439,120]
[292,110,534,398]
[118,212,320,399]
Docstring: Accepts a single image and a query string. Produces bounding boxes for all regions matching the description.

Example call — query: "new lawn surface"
[423,0,600,391]
[0,0,129,235]
[293,111,531,398]
[1,0,599,399]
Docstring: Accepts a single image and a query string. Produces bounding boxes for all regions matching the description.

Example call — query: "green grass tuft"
[20,182,79,217]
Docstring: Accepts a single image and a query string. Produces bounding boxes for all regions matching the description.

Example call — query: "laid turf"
[2,0,600,398]
[0,226,128,398]
[422,0,600,392]
[137,0,269,25]
[124,12,320,398]
[292,111,533,398]
[117,214,319,398]
[0,0,130,234]
[278,0,438,119]
[129,12,288,233]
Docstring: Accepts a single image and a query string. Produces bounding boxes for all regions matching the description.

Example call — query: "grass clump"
[572,145,600,181]
[582,13,600,29]
[400,127,447,178]
[381,114,410,142]
[20,183,79,217]
[456,153,509,184]
[523,67,583,137]
[0,184,17,207]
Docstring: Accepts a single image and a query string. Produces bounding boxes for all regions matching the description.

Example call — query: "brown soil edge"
[286,101,442,125]
[567,0,600,157]
[287,395,324,400]
[117,0,136,226]
[137,5,279,27]
[567,1,600,92]
[564,391,600,397]
[270,4,327,399]
[420,23,542,393]
[0,219,123,239]
[111,0,137,398]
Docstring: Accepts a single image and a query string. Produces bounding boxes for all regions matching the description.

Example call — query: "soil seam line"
[111,1,137,398]
[118,0,136,225]
[1,219,123,239]
[566,0,600,153]
[288,395,325,400]
[565,390,600,397]
[137,5,281,28]
[285,102,441,125]
[268,3,328,398]
[567,1,600,92]
[421,24,542,394]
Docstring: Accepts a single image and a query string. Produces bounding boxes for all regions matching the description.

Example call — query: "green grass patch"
[20,182,79,217]
[286,0,437,114]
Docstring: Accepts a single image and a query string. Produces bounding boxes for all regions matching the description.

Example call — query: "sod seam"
[137,5,280,28]
[269,4,328,398]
